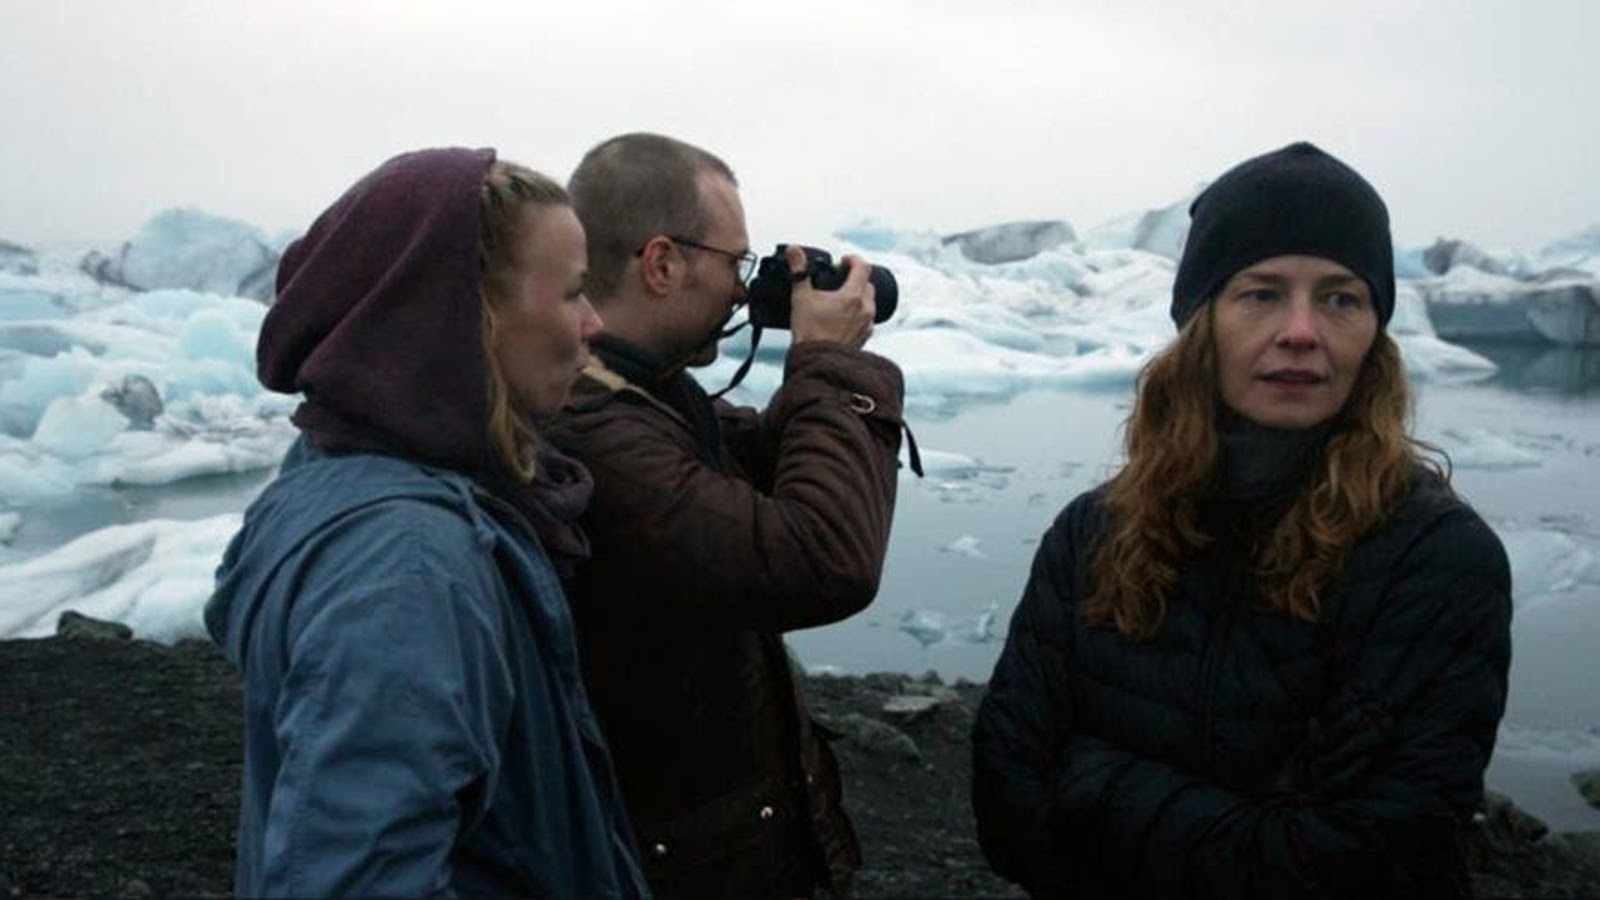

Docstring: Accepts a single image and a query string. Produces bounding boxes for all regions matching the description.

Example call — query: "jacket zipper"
[1195,573,1245,770]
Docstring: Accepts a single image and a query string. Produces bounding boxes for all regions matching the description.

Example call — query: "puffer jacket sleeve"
[1048,509,1512,898]
[561,341,904,632]
[971,501,1088,895]
[256,552,513,896]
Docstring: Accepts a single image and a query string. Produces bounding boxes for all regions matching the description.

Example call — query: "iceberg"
[83,208,281,302]
[1082,186,1200,259]
[942,220,1077,265]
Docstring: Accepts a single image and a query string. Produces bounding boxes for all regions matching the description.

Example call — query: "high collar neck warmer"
[1214,417,1331,502]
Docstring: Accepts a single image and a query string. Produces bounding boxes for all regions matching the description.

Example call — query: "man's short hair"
[568,133,737,300]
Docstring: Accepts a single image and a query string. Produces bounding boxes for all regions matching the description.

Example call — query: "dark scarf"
[590,333,728,471]
[257,147,591,571]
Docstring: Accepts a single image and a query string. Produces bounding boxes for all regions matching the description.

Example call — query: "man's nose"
[580,297,604,341]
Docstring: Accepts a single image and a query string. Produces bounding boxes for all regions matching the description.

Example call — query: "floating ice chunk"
[918,450,982,478]
[0,514,240,641]
[0,438,76,501]
[1396,334,1497,383]
[0,347,100,436]
[942,220,1077,265]
[31,392,128,458]
[113,208,278,300]
[1494,723,1600,762]
[0,510,19,544]
[1081,186,1200,259]
[896,602,1003,649]
[1389,284,1435,337]
[897,610,948,648]
[1535,224,1600,278]
[1437,427,1545,471]
[178,308,253,366]
[1499,525,1598,602]
[940,534,987,559]
[872,328,1147,401]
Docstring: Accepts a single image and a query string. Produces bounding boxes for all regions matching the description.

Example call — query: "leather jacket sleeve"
[555,341,905,632]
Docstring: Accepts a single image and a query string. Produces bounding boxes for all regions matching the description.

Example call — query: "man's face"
[673,173,749,367]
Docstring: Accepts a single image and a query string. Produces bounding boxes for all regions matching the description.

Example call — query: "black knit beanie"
[1171,142,1394,328]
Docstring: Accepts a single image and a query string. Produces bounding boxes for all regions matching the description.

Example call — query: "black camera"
[743,245,898,330]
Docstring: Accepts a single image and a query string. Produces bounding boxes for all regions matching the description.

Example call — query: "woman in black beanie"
[972,142,1511,898]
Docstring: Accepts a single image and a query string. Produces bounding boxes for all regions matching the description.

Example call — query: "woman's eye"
[1325,291,1366,310]
[1239,289,1277,303]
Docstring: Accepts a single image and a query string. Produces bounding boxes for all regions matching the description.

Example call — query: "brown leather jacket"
[546,339,904,897]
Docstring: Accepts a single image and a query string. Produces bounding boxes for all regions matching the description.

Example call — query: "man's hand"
[788,245,875,349]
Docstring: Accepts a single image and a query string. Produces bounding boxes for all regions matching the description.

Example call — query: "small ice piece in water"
[898,602,1004,649]
[956,601,1002,644]
[918,449,981,478]
[1499,524,1598,604]
[0,510,19,544]
[898,610,948,648]
[940,534,987,559]
[1437,427,1545,470]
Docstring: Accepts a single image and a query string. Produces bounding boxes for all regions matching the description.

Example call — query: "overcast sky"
[3,0,1596,253]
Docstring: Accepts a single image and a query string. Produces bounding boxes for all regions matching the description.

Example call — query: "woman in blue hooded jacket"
[205,148,647,897]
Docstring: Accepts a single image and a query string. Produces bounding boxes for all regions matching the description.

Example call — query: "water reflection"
[1461,341,1600,395]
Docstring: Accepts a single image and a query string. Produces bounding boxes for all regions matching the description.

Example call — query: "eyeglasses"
[642,235,758,284]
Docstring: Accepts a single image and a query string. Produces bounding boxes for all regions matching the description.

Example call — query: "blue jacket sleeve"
[1050,513,1512,898]
[256,570,513,897]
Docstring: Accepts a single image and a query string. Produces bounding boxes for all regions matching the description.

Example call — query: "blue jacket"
[206,438,648,897]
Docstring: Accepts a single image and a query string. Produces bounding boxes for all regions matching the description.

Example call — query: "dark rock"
[1566,831,1600,864]
[1466,791,1600,896]
[1574,768,1600,807]
[943,220,1076,265]
[56,611,133,641]
[830,712,922,762]
[1481,789,1549,842]
[99,375,164,431]
[121,878,153,898]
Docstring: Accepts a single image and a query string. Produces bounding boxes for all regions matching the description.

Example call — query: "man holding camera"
[547,132,905,898]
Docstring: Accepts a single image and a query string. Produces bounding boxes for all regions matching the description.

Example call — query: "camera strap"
[709,323,764,399]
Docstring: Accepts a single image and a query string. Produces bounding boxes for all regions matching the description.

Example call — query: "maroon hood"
[260,147,498,473]
[258,147,592,566]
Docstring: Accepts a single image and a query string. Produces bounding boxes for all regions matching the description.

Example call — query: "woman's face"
[490,204,603,417]
[1211,255,1379,429]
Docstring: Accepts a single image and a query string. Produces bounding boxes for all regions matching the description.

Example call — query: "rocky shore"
[2,631,1598,898]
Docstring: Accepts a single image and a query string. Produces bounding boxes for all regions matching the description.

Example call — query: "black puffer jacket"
[972,453,1512,898]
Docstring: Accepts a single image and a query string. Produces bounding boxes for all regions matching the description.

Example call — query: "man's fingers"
[784,245,807,274]
[839,254,872,291]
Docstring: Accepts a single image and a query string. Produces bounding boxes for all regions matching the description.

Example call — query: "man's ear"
[638,236,679,298]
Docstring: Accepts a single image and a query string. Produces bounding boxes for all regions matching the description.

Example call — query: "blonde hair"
[478,160,569,483]
[1083,306,1441,637]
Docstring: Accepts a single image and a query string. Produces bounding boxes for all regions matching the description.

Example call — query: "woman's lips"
[1258,369,1327,385]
